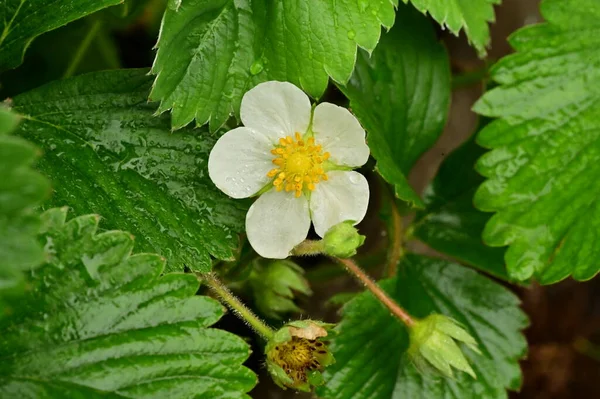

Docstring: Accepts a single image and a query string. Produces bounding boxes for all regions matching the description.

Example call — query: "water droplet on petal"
[349,174,361,184]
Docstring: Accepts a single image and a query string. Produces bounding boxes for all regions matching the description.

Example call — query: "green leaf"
[0,107,50,314]
[0,207,256,398]
[318,255,528,399]
[473,0,600,284]
[12,69,247,273]
[403,0,501,56]
[0,0,121,71]
[412,135,510,280]
[151,0,398,130]
[339,4,450,208]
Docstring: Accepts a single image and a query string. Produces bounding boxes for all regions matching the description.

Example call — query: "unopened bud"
[322,221,365,258]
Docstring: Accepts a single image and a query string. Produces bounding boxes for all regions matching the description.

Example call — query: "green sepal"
[408,314,479,379]
[249,259,312,319]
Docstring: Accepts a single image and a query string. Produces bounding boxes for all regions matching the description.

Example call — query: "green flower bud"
[249,260,312,319]
[408,314,480,379]
[322,221,366,258]
[265,320,335,391]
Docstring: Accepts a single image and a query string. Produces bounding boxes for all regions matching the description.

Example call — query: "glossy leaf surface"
[12,70,246,273]
[474,0,600,283]
[151,0,398,130]
[0,208,256,398]
[413,136,509,280]
[340,4,450,208]
[318,255,527,399]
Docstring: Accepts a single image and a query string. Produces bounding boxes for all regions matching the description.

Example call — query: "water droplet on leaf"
[250,60,264,75]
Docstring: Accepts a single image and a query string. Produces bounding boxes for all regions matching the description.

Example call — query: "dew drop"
[168,0,182,10]
[250,59,264,75]
[347,30,356,40]
[349,174,361,184]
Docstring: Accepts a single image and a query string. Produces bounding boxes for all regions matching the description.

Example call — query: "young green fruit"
[265,320,335,391]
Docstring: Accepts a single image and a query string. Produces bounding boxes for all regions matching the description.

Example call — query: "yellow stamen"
[265,132,329,198]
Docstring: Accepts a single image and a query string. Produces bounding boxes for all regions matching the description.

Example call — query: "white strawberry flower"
[208,81,370,258]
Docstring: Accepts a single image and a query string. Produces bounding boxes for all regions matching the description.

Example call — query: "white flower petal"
[312,102,370,167]
[246,190,311,258]
[310,171,370,237]
[208,127,274,199]
[241,81,312,141]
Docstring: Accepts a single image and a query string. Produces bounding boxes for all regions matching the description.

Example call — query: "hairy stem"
[333,257,415,327]
[198,272,274,340]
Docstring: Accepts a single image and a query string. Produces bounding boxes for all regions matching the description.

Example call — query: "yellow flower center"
[267,132,330,198]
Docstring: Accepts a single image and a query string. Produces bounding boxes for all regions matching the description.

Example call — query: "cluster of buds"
[265,320,335,391]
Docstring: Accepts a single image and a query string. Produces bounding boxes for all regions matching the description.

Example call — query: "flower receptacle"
[265,320,336,391]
